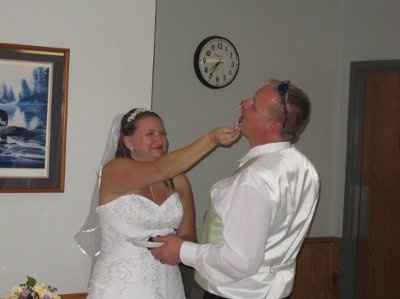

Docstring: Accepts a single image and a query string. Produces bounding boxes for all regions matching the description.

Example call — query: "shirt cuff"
[180,241,199,267]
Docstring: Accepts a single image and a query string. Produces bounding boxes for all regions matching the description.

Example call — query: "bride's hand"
[209,127,241,146]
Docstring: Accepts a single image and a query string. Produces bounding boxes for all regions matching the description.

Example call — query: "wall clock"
[193,35,240,89]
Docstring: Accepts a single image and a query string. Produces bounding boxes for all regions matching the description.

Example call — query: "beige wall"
[0,0,155,295]
[152,0,400,239]
[152,0,342,238]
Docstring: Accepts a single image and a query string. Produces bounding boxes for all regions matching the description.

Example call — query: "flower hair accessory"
[126,108,149,123]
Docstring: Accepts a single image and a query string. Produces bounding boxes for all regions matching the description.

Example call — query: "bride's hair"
[116,108,162,158]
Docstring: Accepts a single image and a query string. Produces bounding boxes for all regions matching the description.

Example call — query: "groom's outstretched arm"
[150,234,183,265]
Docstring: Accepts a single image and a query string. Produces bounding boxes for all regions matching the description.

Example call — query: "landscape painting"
[0,60,52,177]
[0,43,69,192]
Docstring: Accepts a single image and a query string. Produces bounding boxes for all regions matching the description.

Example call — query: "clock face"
[194,36,239,89]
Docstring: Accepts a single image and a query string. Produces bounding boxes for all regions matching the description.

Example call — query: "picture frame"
[0,43,69,192]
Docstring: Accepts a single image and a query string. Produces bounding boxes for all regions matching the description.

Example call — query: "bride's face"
[124,116,168,161]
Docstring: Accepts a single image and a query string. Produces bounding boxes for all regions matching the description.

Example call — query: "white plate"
[127,237,163,248]
[144,241,164,248]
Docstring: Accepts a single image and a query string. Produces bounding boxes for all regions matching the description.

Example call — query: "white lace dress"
[87,192,186,299]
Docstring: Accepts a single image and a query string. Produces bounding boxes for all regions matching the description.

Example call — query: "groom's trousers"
[203,289,290,299]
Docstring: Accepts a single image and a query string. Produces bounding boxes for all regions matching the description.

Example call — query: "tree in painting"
[0,65,50,169]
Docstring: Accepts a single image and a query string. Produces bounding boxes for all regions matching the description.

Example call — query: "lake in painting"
[0,60,51,173]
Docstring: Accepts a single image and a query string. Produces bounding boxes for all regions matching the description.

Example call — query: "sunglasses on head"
[277,81,290,128]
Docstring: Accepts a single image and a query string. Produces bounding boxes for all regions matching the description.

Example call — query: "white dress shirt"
[180,142,320,299]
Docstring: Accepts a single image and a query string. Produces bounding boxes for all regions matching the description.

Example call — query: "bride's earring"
[129,147,136,158]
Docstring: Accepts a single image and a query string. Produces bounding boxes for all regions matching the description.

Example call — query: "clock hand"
[209,61,221,77]
[205,57,224,64]
[205,58,219,64]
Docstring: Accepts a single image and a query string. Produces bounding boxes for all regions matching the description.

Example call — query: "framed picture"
[0,43,69,192]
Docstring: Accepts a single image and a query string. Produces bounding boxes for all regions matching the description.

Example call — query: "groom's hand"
[150,234,183,265]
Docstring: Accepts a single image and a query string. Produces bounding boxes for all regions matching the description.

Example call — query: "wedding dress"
[87,192,186,299]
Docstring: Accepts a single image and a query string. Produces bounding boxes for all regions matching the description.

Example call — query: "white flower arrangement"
[5,276,61,299]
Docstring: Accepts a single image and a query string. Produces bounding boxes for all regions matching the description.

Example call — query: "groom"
[151,79,320,299]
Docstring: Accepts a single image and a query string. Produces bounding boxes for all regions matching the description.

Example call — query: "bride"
[75,108,240,299]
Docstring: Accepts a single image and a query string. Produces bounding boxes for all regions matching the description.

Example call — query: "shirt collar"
[238,142,291,168]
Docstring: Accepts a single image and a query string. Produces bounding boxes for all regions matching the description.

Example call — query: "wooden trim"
[289,237,341,299]
[60,293,87,299]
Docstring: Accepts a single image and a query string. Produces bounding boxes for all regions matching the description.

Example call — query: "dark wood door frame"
[341,59,400,299]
